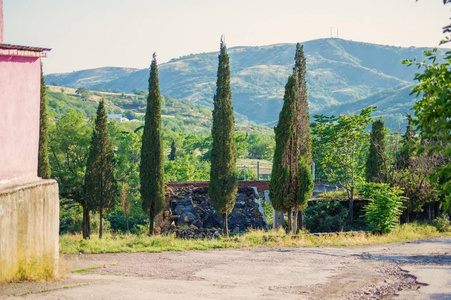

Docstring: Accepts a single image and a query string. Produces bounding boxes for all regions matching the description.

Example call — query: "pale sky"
[4,0,450,74]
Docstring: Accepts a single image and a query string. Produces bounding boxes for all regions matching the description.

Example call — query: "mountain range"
[45,38,445,130]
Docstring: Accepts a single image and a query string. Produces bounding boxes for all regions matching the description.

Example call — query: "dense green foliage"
[312,106,374,221]
[395,114,415,170]
[49,110,92,235]
[361,183,404,234]
[403,47,451,212]
[432,214,450,232]
[365,118,387,183]
[391,114,441,221]
[209,39,238,236]
[303,201,348,233]
[38,63,51,179]
[84,100,118,239]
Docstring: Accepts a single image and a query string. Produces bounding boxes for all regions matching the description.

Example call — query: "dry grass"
[59,223,450,255]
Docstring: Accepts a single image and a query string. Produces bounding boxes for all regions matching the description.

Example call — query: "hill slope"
[46,38,442,127]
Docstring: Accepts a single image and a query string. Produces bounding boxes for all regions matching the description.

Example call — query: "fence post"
[257,161,260,180]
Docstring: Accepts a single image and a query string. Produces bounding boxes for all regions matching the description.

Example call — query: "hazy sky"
[4,0,450,74]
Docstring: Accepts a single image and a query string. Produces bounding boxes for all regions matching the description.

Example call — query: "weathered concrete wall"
[0,54,41,182]
[0,179,59,282]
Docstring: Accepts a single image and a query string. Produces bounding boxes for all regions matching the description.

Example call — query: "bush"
[361,183,405,234]
[303,201,348,233]
[236,167,257,180]
[432,214,450,232]
[106,211,149,234]
[59,205,82,234]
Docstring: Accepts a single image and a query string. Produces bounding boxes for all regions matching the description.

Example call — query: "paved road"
[1,236,450,299]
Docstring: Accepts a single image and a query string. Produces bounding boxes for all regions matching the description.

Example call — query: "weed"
[59,223,450,255]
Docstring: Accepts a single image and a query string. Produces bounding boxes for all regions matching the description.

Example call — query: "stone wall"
[156,186,267,237]
[0,179,59,282]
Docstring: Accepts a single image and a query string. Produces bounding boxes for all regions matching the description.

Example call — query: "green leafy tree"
[140,53,165,235]
[120,183,131,233]
[402,0,451,211]
[312,106,375,222]
[38,62,51,179]
[270,44,312,233]
[75,87,91,99]
[392,117,442,222]
[209,38,237,236]
[361,183,405,234]
[403,50,451,211]
[365,118,387,183]
[49,110,92,237]
[116,130,143,218]
[84,99,118,239]
[247,132,275,160]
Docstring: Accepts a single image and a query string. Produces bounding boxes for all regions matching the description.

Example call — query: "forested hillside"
[45,38,447,129]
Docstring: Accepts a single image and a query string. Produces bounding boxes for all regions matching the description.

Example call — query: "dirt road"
[1,236,450,299]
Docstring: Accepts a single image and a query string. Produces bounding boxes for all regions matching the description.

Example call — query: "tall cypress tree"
[84,99,117,239]
[38,62,51,179]
[209,38,237,236]
[293,43,313,231]
[269,74,296,228]
[396,113,415,170]
[270,43,313,233]
[365,118,386,183]
[140,53,165,235]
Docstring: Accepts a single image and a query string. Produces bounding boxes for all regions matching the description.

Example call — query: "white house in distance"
[107,113,123,123]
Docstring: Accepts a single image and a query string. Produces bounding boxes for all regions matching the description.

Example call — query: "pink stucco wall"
[0,54,41,182]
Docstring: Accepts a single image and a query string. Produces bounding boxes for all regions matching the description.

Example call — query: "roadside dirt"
[1,236,450,299]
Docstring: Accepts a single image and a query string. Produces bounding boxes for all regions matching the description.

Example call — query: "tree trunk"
[82,204,91,239]
[99,210,103,239]
[223,213,229,236]
[348,187,354,224]
[406,208,410,223]
[297,210,304,231]
[149,213,154,236]
[292,208,299,234]
[287,210,292,233]
[126,216,130,234]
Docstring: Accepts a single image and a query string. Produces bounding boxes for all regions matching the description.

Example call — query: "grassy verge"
[60,223,450,254]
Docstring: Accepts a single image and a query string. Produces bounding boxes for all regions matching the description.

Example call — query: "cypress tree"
[84,99,117,239]
[169,140,176,161]
[269,75,297,228]
[365,118,386,183]
[396,113,415,170]
[140,53,165,235]
[38,62,51,179]
[209,38,237,236]
[270,43,313,233]
[293,43,313,231]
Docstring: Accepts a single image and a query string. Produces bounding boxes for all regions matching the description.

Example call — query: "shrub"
[361,183,405,234]
[303,201,348,233]
[432,214,450,232]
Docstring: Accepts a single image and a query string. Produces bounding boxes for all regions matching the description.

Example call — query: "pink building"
[0,0,59,282]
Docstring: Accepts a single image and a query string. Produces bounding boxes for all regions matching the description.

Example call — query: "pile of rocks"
[155,186,267,238]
